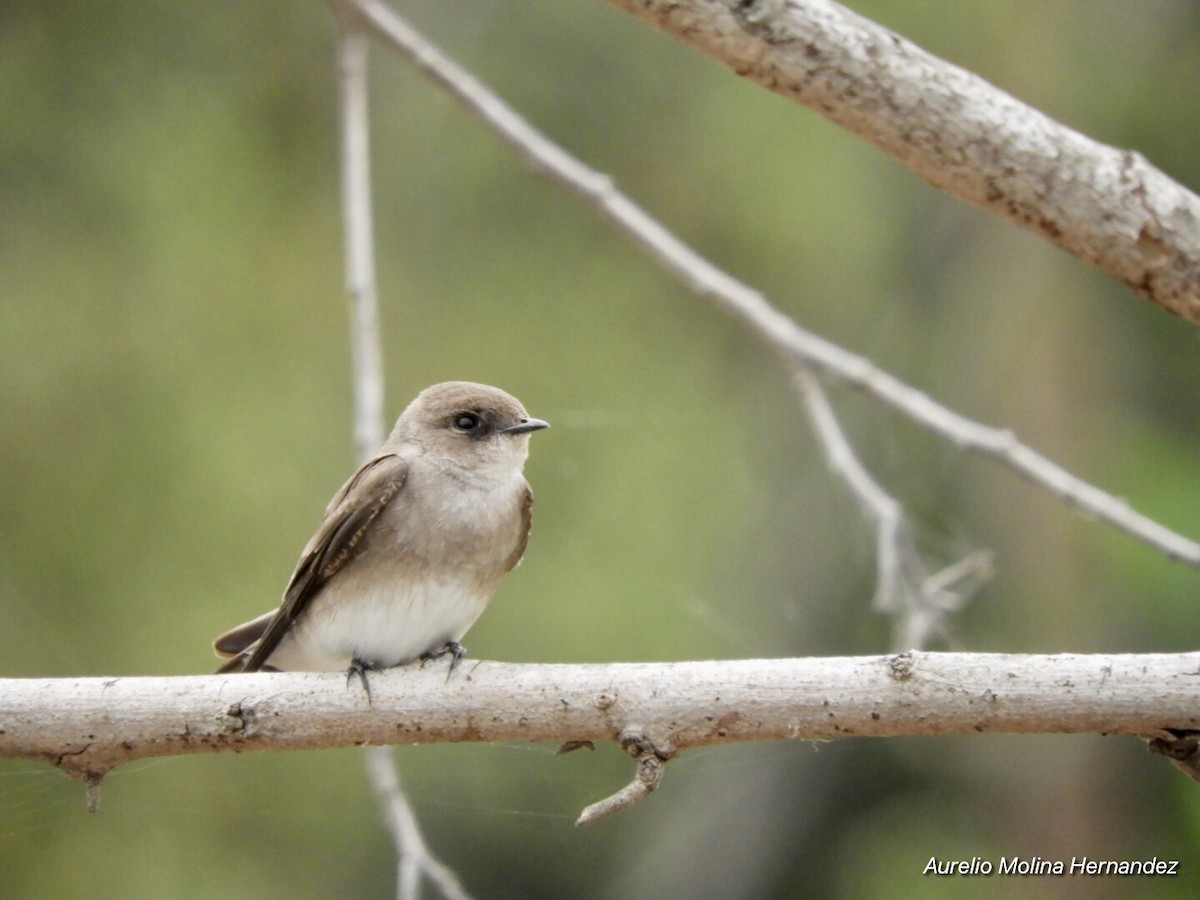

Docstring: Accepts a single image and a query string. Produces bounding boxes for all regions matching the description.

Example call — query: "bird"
[212,381,548,696]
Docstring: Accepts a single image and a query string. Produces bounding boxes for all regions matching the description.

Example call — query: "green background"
[4,1,1200,897]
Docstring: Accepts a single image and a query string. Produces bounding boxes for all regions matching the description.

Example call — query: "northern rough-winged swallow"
[212,381,548,692]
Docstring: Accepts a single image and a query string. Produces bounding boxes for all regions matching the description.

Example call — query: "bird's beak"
[500,417,550,435]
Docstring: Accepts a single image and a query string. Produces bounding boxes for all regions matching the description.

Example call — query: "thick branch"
[605,0,1200,323]
[3,654,1197,778]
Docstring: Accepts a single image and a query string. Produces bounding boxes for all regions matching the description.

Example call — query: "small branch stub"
[1148,730,1200,785]
[575,730,672,827]
[84,771,105,814]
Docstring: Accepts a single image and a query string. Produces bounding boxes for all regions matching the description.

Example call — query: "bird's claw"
[420,641,466,679]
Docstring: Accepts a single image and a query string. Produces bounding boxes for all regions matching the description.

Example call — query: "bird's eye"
[452,413,481,433]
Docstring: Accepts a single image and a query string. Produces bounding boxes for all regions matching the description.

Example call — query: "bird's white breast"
[267,572,492,672]
[264,466,528,672]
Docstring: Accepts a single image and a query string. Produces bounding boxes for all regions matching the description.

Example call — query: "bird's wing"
[502,485,535,572]
[235,454,409,672]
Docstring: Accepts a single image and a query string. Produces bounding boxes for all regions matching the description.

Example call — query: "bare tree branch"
[364,746,474,900]
[1148,730,1200,787]
[792,369,927,617]
[792,368,995,650]
[320,0,1200,832]
[896,551,993,652]
[604,0,1200,324]
[334,16,460,898]
[574,729,667,827]
[5,654,1198,787]
[337,20,386,458]
[334,0,1200,571]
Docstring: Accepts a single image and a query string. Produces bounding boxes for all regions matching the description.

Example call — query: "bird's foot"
[420,641,466,679]
[346,657,384,704]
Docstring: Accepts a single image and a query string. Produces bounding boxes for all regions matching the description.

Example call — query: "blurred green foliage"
[3,1,1200,897]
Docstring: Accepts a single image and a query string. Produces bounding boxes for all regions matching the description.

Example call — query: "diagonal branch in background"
[606,0,1200,325]
[336,0,1200,570]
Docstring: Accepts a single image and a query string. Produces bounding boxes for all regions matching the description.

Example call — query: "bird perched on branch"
[212,381,548,695]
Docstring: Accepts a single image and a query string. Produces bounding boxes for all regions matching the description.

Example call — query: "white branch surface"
[4,653,1198,779]
[606,0,1200,323]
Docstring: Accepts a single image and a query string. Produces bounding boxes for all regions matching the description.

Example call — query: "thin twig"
[792,368,926,616]
[794,368,993,650]
[338,21,386,457]
[337,0,1200,570]
[575,751,665,827]
[84,772,104,814]
[575,730,672,827]
[364,746,473,900]
[894,551,993,652]
[334,16,464,899]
